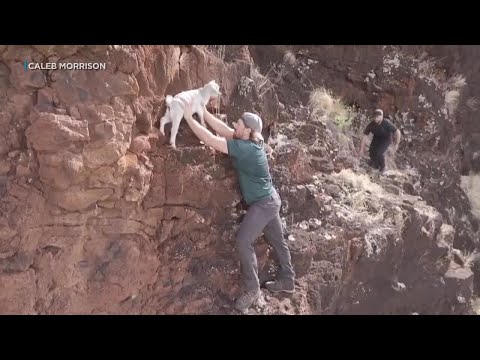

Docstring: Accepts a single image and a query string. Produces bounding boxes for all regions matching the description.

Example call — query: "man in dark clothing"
[358,109,401,173]
[181,101,295,313]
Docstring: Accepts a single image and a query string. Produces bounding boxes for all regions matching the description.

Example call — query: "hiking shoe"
[265,279,295,294]
[234,290,260,313]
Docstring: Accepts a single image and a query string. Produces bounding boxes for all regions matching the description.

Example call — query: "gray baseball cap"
[241,112,264,141]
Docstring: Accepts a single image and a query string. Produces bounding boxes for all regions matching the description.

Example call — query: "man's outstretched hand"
[181,100,229,155]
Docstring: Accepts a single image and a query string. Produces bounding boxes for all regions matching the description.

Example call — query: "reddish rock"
[0,62,10,97]
[0,271,36,314]
[0,135,9,155]
[51,68,139,106]
[33,45,83,58]
[36,88,54,107]
[37,151,87,190]
[15,165,31,177]
[9,62,46,90]
[83,141,129,169]
[132,97,153,134]
[129,135,151,155]
[0,160,10,175]
[310,157,334,173]
[26,113,89,151]
[50,186,114,212]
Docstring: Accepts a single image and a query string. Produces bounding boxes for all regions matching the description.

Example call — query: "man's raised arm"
[203,107,234,139]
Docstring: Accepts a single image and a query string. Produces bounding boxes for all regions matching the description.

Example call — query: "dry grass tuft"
[462,250,480,268]
[466,97,479,111]
[308,87,354,131]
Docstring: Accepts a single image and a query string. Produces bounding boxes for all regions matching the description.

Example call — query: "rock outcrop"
[0,45,478,314]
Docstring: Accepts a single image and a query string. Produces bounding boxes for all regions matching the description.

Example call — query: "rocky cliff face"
[0,45,478,314]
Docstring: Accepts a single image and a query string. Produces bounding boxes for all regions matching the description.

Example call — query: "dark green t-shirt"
[226,139,274,205]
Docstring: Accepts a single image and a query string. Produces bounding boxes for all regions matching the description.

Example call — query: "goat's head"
[202,80,222,98]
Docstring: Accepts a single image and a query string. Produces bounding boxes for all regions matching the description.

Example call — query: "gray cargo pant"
[236,190,295,292]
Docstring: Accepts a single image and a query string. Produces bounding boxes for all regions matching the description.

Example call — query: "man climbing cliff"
[181,101,296,313]
[357,109,401,174]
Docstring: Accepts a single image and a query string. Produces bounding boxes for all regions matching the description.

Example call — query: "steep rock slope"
[0,45,477,314]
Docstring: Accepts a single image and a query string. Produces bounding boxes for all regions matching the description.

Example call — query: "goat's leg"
[196,108,206,145]
[198,110,207,128]
[169,109,183,149]
[159,109,172,136]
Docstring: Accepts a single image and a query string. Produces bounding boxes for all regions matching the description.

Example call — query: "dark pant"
[369,140,391,171]
[235,190,295,292]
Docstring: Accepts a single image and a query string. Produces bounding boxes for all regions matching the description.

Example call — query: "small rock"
[385,184,402,195]
[325,184,342,198]
[98,200,116,209]
[143,158,154,171]
[93,122,115,140]
[10,62,46,89]
[445,266,473,283]
[402,203,415,212]
[0,135,9,156]
[452,249,464,266]
[308,218,322,229]
[298,221,308,230]
[69,106,81,120]
[138,153,151,165]
[256,294,266,309]
[392,281,406,292]
[310,157,334,173]
[0,160,10,175]
[129,135,151,156]
[8,151,20,159]
[288,234,296,242]
[54,108,67,115]
[16,164,31,177]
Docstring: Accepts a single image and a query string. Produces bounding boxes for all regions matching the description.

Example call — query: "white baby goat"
[159,80,222,148]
